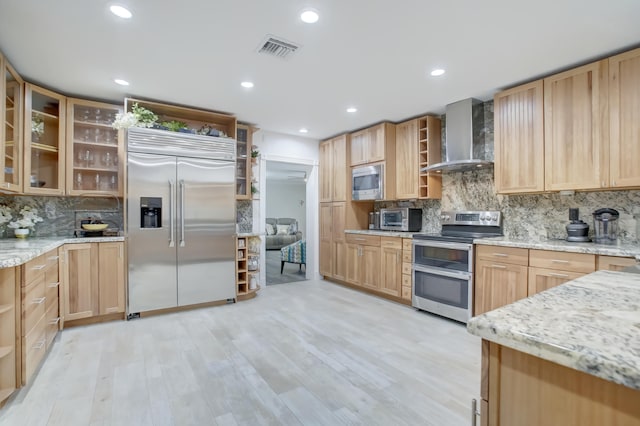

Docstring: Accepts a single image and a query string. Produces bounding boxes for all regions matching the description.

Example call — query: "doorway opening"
[264,160,311,285]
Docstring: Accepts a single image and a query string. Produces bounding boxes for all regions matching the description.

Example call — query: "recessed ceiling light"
[346,107,357,113]
[114,79,129,86]
[299,128,309,133]
[300,8,319,23]
[241,81,254,88]
[430,68,446,77]
[110,5,132,19]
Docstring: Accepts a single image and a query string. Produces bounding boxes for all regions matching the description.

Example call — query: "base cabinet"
[482,341,640,426]
[0,268,17,405]
[475,260,528,316]
[380,237,402,297]
[60,242,125,324]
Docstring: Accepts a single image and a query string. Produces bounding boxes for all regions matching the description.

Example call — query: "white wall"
[266,180,306,234]
[254,130,320,284]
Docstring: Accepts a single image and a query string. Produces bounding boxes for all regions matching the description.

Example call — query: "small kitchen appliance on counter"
[566,208,590,242]
[368,211,380,230]
[379,208,422,232]
[592,208,619,245]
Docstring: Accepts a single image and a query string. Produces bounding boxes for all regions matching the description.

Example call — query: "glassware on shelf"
[110,175,116,190]
[94,108,102,124]
[82,128,91,141]
[76,172,83,188]
[102,152,113,167]
[94,128,101,143]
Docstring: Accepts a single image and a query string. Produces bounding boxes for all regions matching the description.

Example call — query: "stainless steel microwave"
[352,164,383,200]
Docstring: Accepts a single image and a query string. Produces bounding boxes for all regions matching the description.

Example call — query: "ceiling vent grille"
[257,35,300,59]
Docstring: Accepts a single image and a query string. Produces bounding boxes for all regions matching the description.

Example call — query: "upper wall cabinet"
[349,122,393,166]
[544,60,609,191]
[24,83,66,195]
[66,98,124,196]
[494,80,544,194]
[1,54,23,192]
[395,116,441,199]
[236,124,252,200]
[609,47,640,188]
[319,134,349,203]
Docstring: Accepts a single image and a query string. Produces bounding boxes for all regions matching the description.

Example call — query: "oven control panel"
[440,211,502,226]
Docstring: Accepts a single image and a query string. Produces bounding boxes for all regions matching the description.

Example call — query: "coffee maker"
[592,208,619,244]
[368,211,380,230]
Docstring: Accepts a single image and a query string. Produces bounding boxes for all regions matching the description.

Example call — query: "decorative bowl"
[82,223,108,231]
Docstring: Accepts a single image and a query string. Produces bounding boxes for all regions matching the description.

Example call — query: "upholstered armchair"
[280,239,306,273]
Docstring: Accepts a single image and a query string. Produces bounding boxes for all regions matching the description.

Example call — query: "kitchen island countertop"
[467,270,640,390]
[0,236,125,268]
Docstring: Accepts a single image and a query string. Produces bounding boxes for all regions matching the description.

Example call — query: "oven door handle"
[412,240,472,251]
[412,264,471,280]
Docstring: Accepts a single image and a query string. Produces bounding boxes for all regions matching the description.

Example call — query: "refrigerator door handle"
[179,179,186,247]
[169,179,175,247]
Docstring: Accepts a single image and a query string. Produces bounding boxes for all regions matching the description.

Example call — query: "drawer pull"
[353,238,366,241]
[548,272,569,278]
[32,340,46,350]
[490,264,507,269]
[31,297,46,305]
[551,259,570,264]
[49,317,61,325]
[48,256,60,261]
[48,282,60,288]
[492,253,508,257]
[31,264,47,271]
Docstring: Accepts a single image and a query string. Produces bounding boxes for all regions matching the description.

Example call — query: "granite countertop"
[345,229,418,238]
[474,236,640,258]
[467,270,640,390]
[0,236,126,268]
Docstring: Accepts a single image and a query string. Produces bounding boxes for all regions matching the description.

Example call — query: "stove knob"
[491,214,498,221]
[480,215,487,221]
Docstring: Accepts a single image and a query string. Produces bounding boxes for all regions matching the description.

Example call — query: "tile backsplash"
[0,195,122,238]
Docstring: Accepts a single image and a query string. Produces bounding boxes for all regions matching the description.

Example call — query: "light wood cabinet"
[544,60,609,191]
[98,242,125,314]
[475,245,529,315]
[349,122,395,166]
[21,249,59,385]
[66,98,123,196]
[319,202,350,281]
[236,124,252,199]
[609,47,640,188]
[528,250,595,274]
[482,341,640,426]
[380,237,402,297]
[1,54,23,192]
[319,134,348,203]
[401,238,412,301]
[24,83,66,195]
[60,242,125,323]
[345,233,381,289]
[395,117,442,200]
[494,80,544,194]
[527,267,585,296]
[0,267,16,405]
[61,243,98,321]
[596,255,637,271]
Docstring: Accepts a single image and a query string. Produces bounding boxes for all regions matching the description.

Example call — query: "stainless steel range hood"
[421,98,493,174]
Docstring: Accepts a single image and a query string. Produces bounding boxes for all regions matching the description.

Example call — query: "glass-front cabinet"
[24,83,66,195]
[236,124,252,199]
[66,99,123,196]
[1,54,23,192]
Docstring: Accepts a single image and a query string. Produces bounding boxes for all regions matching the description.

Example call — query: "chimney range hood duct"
[421,98,493,174]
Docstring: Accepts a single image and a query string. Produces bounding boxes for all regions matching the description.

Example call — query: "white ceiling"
[1,1,639,140]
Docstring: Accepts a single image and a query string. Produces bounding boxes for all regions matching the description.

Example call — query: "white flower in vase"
[8,206,44,237]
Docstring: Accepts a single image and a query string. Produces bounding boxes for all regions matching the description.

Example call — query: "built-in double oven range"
[412,211,503,323]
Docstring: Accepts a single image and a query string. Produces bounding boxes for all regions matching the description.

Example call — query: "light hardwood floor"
[265,250,307,285]
[0,280,480,426]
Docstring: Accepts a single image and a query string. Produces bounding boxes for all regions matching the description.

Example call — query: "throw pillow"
[266,223,275,235]
[276,224,289,235]
[288,222,298,235]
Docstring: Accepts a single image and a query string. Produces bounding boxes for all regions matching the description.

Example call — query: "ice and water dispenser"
[140,197,162,228]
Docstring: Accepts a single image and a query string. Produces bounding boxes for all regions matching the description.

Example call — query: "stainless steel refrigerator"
[126,127,236,315]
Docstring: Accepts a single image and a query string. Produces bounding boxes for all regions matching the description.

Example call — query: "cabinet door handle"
[551,259,569,264]
[492,253,508,257]
[31,264,47,271]
[32,339,46,350]
[49,317,61,325]
[48,282,60,288]
[490,264,507,269]
[612,180,616,186]
[31,297,46,305]
[548,272,569,278]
